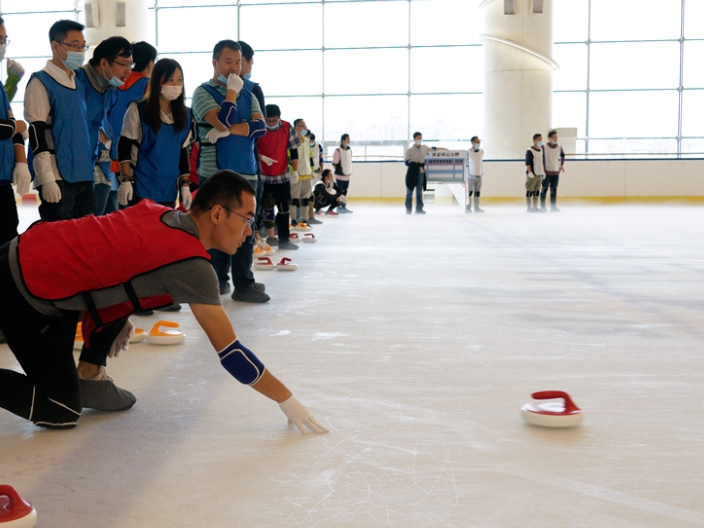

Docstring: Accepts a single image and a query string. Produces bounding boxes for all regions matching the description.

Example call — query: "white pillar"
[83,0,154,55]
[480,0,556,159]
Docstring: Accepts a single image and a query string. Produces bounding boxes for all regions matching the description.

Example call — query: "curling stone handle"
[0,485,33,521]
[531,391,580,413]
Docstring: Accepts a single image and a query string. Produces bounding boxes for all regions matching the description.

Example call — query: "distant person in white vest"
[540,130,565,212]
[466,136,484,213]
[332,133,353,213]
[525,133,545,213]
[404,132,447,215]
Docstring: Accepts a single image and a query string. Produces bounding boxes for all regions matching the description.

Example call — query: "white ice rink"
[2,202,704,527]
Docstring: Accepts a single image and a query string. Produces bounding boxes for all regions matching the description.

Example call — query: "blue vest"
[75,67,115,167]
[29,71,93,184]
[107,76,149,160]
[133,103,192,203]
[0,80,14,182]
[199,82,257,175]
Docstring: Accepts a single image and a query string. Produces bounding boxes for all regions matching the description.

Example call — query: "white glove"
[260,155,277,167]
[290,170,299,184]
[118,181,133,206]
[279,395,328,434]
[7,59,24,79]
[97,149,111,163]
[12,162,31,196]
[227,73,244,94]
[180,185,192,210]
[109,319,135,358]
[41,180,61,203]
[206,127,230,144]
[528,172,534,179]
[20,127,29,141]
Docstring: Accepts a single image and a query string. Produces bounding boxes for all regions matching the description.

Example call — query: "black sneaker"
[278,240,299,250]
[133,310,154,316]
[157,303,181,312]
[231,285,270,303]
[253,282,266,292]
[219,282,231,295]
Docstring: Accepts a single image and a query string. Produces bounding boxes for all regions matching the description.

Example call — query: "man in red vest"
[0,170,327,434]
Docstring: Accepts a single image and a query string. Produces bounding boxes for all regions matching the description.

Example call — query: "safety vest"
[0,80,13,182]
[133,103,192,203]
[257,120,291,177]
[335,146,352,176]
[27,71,93,183]
[75,67,115,167]
[198,82,257,175]
[107,75,149,160]
[17,201,210,341]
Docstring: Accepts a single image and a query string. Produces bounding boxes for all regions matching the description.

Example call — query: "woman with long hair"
[117,57,196,209]
[332,133,353,213]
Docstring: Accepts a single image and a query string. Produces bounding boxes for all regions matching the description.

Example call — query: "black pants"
[0,184,19,246]
[0,243,125,427]
[263,181,291,242]
[540,175,559,207]
[314,194,339,213]
[38,180,95,221]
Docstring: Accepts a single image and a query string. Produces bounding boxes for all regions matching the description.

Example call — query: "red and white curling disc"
[0,485,37,528]
[521,391,583,428]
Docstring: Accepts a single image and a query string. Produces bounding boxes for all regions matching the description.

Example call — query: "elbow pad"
[217,101,238,128]
[246,119,267,139]
[29,121,49,155]
[218,339,265,385]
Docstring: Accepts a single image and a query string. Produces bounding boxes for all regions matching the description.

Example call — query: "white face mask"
[161,85,183,101]
[0,44,6,63]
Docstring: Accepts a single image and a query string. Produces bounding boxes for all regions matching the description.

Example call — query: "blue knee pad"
[218,339,265,385]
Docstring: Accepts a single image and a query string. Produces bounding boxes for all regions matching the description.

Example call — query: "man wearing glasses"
[24,20,95,221]
[0,170,328,435]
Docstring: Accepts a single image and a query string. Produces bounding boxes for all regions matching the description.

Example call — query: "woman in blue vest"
[117,58,195,209]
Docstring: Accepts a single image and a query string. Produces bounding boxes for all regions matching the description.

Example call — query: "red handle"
[531,391,580,413]
[0,485,33,521]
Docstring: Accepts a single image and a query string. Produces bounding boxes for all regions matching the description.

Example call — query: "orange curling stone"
[146,320,186,345]
[521,391,583,428]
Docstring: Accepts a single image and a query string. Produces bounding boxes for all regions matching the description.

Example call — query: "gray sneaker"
[306,217,323,225]
[277,240,299,250]
[266,236,279,247]
[231,285,270,303]
[80,367,136,411]
[253,282,266,292]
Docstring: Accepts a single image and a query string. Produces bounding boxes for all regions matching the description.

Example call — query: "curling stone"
[0,486,37,528]
[145,321,186,345]
[129,328,146,344]
[73,325,84,351]
[521,391,583,428]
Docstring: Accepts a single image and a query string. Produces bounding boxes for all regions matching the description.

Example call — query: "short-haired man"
[540,130,565,212]
[74,36,132,216]
[404,131,446,214]
[192,40,267,303]
[466,136,484,213]
[24,20,94,221]
[0,171,327,434]
[525,133,545,213]
[101,41,157,215]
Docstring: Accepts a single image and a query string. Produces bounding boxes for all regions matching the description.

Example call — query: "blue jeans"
[94,183,118,216]
[405,171,424,212]
[38,180,95,221]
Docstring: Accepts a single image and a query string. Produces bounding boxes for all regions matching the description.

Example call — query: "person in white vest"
[291,118,314,227]
[332,133,353,213]
[540,130,565,212]
[524,133,545,213]
[466,135,484,213]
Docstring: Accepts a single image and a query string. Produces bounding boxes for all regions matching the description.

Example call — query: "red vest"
[257,120,291,177]
[17,201,211,345]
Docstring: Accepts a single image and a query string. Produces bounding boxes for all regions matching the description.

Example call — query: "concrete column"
[480,0,556,159]
[84,0,154,55]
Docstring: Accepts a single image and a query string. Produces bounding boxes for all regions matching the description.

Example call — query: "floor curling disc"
[129,328,146,343]
[0,485,37,528]
[146,320,186,345]
[521,391,583,428]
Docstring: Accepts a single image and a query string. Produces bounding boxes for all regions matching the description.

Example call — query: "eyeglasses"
[111,59,135,69]
[57,41,90,52]
[223,207,255,228]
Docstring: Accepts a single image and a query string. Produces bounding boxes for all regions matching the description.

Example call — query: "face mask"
[104,69,124,88]
[299,128,308,136]
[310,141,316,147]
[473,143,480,150]
[266,122,281,131]
[326,179,333,188]
[61,49,85,70]
[161,85,183,101]
[414,140,422,146]
[244,71,252,81]
[537,141,543,147]
[0,44,6,63]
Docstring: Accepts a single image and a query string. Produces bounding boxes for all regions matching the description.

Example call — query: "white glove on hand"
[41,180,61,203]
[7,59,24,79]
[528,173,534,179]
[97,149,111,163]
[260,155,277,167]
[206,127,230,144]
[12,162,31,196]
[290,170,299,184]
[109,319,135,358]
[118,181,133,206]
[180,185,193,210]
[227,73,244,94]
[279,395,328,434]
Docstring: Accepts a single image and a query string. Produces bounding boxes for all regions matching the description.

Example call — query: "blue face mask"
[104,70,124,88]
[244,71,252,81]
[218,74,228,84]
[62,50,85,70]
[537,141,543,147]
[473,143,480,150]
[300,128,308,136]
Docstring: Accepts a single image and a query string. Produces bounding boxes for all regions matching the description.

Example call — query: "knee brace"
[474,191,480,197]
[550,187,557,197]
[468,191,473,197]
[218,339,265,386]
[291,198,300,207]
[526,191,532,198]
[265,208,275,223]
[302,197,309,206]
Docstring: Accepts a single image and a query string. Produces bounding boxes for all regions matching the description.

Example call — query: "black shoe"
[133,310,154,316]
[158,303,181,312]
[80,367,136,412]
[306,217,323,225]
[415,209,426,214]
[266,236,279,247]
[253,282,266,292]
[219,282,231,295]
[231,285,270,303]
[278,240,299,250]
